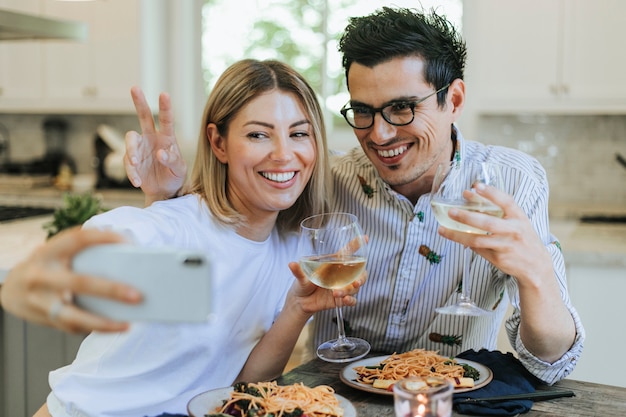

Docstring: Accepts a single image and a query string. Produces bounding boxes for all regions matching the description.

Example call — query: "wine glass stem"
[333,297,353,348]
[460,246,471,303]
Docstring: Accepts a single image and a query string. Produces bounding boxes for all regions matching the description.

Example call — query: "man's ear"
[447,78,465,121]
[207,123,227,163]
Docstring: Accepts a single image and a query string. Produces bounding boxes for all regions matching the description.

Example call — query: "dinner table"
[276,354,626,416]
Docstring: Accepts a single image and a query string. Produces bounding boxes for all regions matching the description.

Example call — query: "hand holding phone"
[73,244,212,322]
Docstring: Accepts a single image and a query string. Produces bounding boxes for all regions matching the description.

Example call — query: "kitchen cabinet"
[463,0,626,114]
[0,0,161,114]
[566,264,626,388]
[0,0,43,102]
[2,313,85,417]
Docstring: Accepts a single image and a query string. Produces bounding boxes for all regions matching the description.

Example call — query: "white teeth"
[378,145,408,158]
[261,171,296,182]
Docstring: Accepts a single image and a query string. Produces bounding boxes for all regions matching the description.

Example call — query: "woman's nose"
[270,136,294,161]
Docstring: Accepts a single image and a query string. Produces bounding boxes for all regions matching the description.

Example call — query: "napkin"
[452,349,542,416]
[147,414,188,417]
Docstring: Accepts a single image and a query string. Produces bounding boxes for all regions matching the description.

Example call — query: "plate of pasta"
[340,349,493,395]
[187,381,356,417]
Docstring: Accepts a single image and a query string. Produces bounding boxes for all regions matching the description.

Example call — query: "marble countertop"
[0,187,144,210]
[551,220,626,268]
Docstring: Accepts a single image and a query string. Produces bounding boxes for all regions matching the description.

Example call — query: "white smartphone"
[73,244,213,323]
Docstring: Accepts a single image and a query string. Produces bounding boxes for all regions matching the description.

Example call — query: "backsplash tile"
[2,113,625,214]
[0,114,139,175]
[477,115,626,212]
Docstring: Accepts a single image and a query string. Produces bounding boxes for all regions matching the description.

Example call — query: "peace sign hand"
[124,86,188,206]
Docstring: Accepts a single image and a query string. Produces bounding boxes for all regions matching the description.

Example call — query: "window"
[201,0,462,142]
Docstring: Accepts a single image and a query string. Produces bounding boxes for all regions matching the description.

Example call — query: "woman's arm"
[236,262,365,382]
[0,227,142,333]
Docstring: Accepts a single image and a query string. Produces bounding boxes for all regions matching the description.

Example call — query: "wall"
[475,115,626,214]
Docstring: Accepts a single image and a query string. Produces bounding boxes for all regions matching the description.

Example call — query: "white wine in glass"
[299,212,370,362]
[430,161,504,316]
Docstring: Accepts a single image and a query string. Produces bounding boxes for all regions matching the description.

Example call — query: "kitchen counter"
[1,192,624,270]
[551,219,626,268]
[0,186,144,210]
[0,187,144,271]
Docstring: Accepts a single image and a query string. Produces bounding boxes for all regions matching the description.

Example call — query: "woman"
[32,59,362,417]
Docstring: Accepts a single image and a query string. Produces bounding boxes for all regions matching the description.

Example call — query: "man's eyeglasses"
[340,84,451,129]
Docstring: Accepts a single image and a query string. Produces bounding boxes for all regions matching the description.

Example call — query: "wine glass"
[299,212,370,362]
[430,160,504,316]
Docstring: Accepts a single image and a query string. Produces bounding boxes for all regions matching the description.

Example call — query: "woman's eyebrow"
[243,119,311,129]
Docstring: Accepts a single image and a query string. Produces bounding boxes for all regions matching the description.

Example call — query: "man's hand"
[124,86,188,206]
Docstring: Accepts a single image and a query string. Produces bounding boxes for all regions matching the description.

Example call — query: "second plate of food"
[340,354,493,395]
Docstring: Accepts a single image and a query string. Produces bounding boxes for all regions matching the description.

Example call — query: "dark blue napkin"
[453,349,542,416]
[147,414,188,417]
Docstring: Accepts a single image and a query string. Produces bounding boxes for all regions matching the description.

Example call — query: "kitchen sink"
[0,205,55,222]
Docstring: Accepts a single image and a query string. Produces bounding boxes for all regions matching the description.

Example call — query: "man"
[125,7,583,384]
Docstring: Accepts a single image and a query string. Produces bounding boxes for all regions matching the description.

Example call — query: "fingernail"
[475,182,486,191]
[131,156,138,164]
[161,152,169,162]
[126,289,142,301]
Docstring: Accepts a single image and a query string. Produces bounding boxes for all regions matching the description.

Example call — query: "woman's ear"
[207,123,228,163]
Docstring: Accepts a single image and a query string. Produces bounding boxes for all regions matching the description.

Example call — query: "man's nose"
[369,112,397,144]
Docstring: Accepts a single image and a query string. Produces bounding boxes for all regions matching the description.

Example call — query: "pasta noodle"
[210,381,344,417]
[353,349,475,389]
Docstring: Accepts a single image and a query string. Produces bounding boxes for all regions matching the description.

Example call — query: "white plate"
[187,386,357,417]
[340,355,493,396]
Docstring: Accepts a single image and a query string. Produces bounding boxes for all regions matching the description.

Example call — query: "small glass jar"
[393,376,454,417]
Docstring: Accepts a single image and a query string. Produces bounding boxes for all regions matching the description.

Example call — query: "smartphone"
[73,244,213,323]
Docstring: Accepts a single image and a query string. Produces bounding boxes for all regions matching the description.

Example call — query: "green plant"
[44,192,108,239]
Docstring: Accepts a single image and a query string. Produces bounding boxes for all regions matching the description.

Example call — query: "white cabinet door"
[0,0,44,103]
[465,0,561,110]
[566,265,626,388]
[42,0,141,112]
[561,0,626,105]
[464,0,626,113]
[0,0,148,113]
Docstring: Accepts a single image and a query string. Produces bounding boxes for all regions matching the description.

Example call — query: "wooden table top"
[277,357,626,416]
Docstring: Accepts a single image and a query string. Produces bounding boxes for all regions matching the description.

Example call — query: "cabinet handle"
[549,84,560,95]
[83,86,98,97]
[561,84,570,95]
[0,86,3,96]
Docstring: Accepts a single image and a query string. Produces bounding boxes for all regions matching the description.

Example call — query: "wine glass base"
[436,301,491,317]
[316,337,371,363]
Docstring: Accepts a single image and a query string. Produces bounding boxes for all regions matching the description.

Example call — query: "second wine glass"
[299,212,370,362]
[430,160,504,316]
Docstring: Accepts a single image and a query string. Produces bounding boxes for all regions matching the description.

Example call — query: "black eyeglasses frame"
[340,83,451,130]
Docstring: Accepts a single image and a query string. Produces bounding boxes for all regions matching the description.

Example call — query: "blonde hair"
[185,59,331,233]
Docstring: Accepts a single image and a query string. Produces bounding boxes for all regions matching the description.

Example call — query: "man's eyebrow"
[349,97,418,107]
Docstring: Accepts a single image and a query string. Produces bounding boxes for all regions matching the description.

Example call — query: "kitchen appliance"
[0,118,75,177]
[94,124,133,189]
[0,122,8,168]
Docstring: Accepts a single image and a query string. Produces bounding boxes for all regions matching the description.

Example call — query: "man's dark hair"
[339,7,466,105]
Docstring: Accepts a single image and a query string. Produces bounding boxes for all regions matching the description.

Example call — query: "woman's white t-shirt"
[47,194,298,417]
